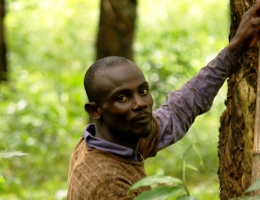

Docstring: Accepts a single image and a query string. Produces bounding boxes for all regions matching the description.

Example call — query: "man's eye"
[117,96,128,103]
[140,89,148,95]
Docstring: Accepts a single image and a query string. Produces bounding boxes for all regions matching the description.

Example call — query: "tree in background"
[96,0,137,61]
[218,0,258,199]
[0,0,6,81]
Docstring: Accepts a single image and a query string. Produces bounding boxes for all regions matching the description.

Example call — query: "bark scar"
[228,69,252,98]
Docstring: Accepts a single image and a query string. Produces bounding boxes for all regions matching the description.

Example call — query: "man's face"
[94,62,154,139]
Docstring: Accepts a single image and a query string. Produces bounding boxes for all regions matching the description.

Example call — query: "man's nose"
[132,95,148,111]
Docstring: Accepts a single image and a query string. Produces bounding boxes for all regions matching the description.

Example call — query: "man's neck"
[95,124,139,151]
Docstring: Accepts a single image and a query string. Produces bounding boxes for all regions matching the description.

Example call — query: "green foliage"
[129,175,183,191]
[130,144,200,200]
[1,0,99,198]
[135,187,184,200]
[0,150,28,179]
[0,0,230,199]
[177,195,198,200]
[136,0,229,108]
[0,135,28,179]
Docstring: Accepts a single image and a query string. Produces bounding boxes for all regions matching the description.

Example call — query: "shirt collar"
[83,124,139,161]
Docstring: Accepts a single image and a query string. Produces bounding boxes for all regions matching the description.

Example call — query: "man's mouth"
[131,113,151,123]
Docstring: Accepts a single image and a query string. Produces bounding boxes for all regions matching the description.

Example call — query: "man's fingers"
[250,0,260,18]
[250,17,260,27]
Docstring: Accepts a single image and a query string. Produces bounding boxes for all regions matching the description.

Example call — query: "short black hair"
[84,56,130,103]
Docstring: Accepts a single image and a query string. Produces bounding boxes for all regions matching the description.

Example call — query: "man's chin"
[132,121,153,138]
[133,128,152,138]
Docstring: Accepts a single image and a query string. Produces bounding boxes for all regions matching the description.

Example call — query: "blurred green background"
[0,0,229,199]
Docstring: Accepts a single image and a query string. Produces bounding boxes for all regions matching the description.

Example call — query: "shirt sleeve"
[153,48,239,150]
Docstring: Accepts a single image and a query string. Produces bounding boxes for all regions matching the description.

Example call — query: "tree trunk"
[96,0,137,61]
[218,0,258,199]
[0,0,6,81]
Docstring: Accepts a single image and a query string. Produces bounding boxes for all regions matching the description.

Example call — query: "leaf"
[176,195,198,200]
[182,159,186,183]
[130,175,183,191]
[0,151,29,159]
[192,143,204,168]
[185,165,198,171]
[135,186,183,200]
[0,171,3,178]
[245,179,260,193]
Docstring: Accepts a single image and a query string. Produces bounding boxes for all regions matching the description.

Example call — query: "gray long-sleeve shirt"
[84,48,238,160]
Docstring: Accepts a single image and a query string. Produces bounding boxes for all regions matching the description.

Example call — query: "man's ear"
[84,102,101,120]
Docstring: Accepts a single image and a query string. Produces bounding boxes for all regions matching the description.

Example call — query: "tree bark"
[96,0,137,61]
[218,0,258,199]
[0,0,6,81]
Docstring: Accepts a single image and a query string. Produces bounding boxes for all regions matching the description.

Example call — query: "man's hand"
[227,0,260,59]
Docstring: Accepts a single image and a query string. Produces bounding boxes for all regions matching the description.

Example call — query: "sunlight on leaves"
[134,186,183,200]
[0,151,29,159]
[176,195,198,200]
[130,175,183,191]
[185,165,198,172]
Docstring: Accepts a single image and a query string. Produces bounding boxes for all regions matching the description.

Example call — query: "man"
[67,2,260,199]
